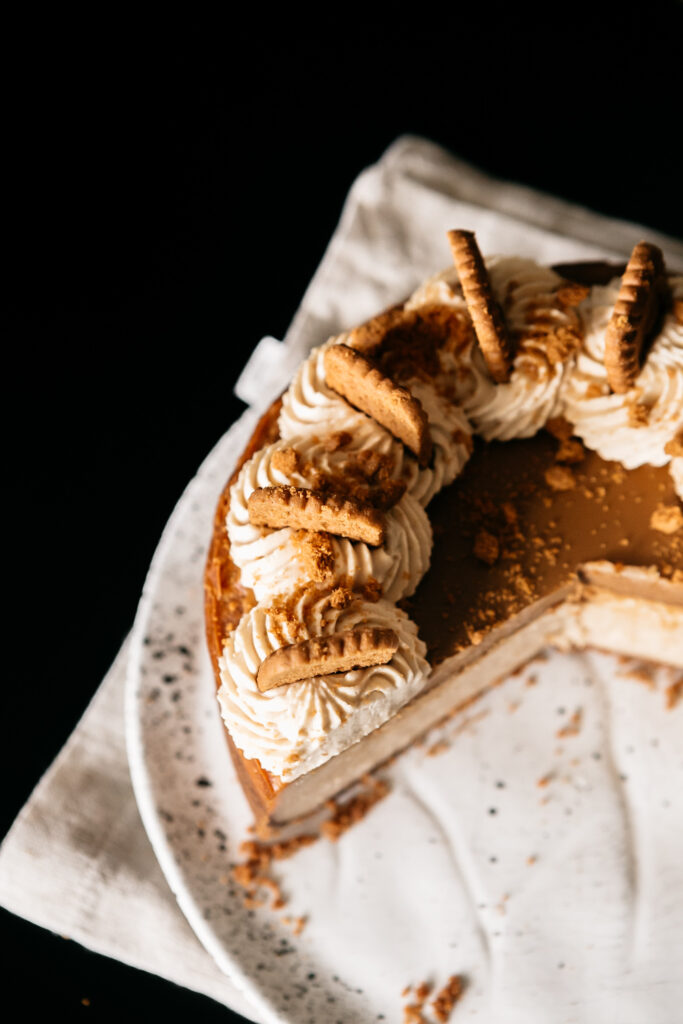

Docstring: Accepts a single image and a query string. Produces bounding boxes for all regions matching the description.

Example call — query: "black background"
[4,7,682,1021]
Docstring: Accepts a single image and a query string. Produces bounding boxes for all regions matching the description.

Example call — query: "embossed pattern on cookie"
[324,343,432,466]
[448,228,514,383]
[604,241,667,394]
[248,485,386,545]
[256,626,400,691]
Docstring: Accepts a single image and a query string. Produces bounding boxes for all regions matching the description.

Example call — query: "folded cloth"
[1,135,681,1022]
[0,640,259,1020]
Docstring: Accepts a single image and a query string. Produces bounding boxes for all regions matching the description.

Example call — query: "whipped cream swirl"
[404,267,467,313]
[404,258,584,440]
[279,337,399,452]
[278,338,472,507]
[226,439,432,602]
[404,377,472,505]
[455,258,584,440]
[562,276,683,469]
[217,593,429,781]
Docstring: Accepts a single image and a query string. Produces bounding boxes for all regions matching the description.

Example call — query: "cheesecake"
[204,238,683,835]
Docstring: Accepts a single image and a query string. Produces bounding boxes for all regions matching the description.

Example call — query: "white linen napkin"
[1,135,681,1022]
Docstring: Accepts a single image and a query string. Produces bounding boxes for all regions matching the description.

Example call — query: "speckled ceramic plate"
[126,405,683,1024]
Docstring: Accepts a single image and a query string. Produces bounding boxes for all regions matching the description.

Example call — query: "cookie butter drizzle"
[218,253,683,780]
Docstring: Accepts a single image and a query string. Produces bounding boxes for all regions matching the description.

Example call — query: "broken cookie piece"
[324,343,433,466]
[256,627,400,691]
[248,485,386,546]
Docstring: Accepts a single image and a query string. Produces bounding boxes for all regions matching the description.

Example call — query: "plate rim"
[124,404,282,1024]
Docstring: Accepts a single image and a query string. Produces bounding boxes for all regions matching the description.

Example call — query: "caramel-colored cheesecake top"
[408,431,682,665]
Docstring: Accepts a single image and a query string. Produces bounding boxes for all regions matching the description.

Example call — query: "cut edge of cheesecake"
[220,572,682,836]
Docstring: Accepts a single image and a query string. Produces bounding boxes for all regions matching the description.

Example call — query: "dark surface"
[5,8,682,1022]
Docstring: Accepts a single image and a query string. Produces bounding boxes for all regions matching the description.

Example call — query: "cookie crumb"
[329,585,353,609]
[556,283,590,308]
[627,402,651,428]
[650,504,683,534]
[402,978,433,1022]
[556,437,585,464]
[664,432,683,458]
[361,577,383,603]
[501,500,518,525]
[323,431,352,452]
[231,833,317,911]
[281,914,307,936]
[473,529,500,565]
[431,974,466,1021]
[665,677,683,710]
[544,465,575,491]
[546,417,573,441]
[617,660,656,688]
[296,530,336,582]
[557,707,583,738]
[321,775,390,841]
[271,447,300,475]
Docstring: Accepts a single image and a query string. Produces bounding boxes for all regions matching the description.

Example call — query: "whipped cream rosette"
[402,377,472,505]
[464,258,584,439]
[406,257,585,440]
[217,593,429,781]
[278,338,473,508]
[226,438,433,603]
[279,337,400,452]
[562,276,683,469]
[404,267,468,314]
